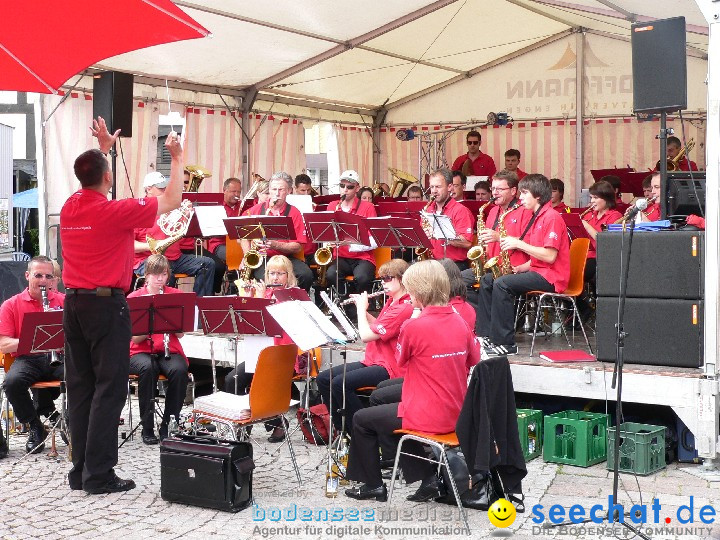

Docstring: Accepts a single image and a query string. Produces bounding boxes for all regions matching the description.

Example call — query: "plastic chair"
[220,236,244,294]
[192,344,302,485]
[523,238,592,356]
[387,429,469,532]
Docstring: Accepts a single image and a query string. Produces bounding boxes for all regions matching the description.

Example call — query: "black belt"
[66,287,125,297]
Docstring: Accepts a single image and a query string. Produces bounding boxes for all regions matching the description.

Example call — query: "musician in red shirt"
[325,170,378,295]
[654,136,698,172]
[451,130,497,178]
[425,169,474,270]
[639,173,662,222]
[450,170,467,201]
[127,255,188,445]
[241,172,314,292]
[345,260,478,502]
[550,178,569,213]
[504,149,527,180]
[479,174,570,357]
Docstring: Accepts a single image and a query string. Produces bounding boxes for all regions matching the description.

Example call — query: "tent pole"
[574,29,585,206]
[241,88,257,193]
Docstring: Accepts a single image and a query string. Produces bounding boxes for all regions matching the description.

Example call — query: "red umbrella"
[0,0,209,93]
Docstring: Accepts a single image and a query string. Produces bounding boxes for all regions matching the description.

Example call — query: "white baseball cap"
[143,171,169,189]
[339,170,360,184]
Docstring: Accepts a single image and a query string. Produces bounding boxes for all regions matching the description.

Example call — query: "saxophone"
[467,197,497,282]
[415,196,436,261]
[484,203,519,278]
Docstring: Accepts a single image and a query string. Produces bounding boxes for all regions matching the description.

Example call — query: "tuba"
[387,168,419,198]
[484,204,519,278]
[467,196,497,282]
[184,165,211,192]
[415,196,436,260]
[314,246,333,288]
[147,199,194,255]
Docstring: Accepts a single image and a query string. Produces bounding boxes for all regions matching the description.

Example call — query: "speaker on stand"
[92,71,134,200]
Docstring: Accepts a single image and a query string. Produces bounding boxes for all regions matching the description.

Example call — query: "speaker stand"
[110,147,118,201]
[658,111,669,220]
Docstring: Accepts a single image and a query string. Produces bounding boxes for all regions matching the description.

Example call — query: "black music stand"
[196,296,282,394]
[17,310,67,461]
[122,292,197,444]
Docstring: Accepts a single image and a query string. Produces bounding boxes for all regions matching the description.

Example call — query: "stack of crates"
[543,410,610,467]
[517,408,543,461]
[607,422,666,475]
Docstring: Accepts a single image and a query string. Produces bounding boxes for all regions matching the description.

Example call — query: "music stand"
[421,211,457,258]
[17,310,67,461]
[364,216,432,250]
[196,296,282,394]
[561,213,592,241]
[375,200,426,217]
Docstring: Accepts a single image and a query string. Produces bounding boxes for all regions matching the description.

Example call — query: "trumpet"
[339,291,385,306]
[579,204,595,219]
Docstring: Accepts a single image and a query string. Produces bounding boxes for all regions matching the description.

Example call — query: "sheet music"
[320,291,360,342]
[286,194,314,213]
[194,205,230,237]
[194,391,250,421]
[242,335,275,373]
[266,300,346,350]
[421,212,458,240]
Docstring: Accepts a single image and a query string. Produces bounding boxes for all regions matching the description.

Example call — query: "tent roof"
[90,0,708,116]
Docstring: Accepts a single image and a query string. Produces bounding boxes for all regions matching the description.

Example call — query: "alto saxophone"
[467,197,497,282]
[416,196,436,261]
[484,203,519,278]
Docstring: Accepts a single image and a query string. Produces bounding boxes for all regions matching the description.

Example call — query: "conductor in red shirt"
[60,117,184,494]
[451,130,497,178]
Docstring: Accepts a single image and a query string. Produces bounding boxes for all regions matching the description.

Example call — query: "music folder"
[17,310,64,356]
[364,216,431,249]
[421,212,457,241]
[223,215,296,242]
[561,213,591,240]
[303,211,371,246]
[195,296,283,337]
[266,300,346,351]
[127,292,197,336]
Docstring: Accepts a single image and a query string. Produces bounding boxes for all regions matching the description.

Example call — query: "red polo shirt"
[513,168,527,180]
[452,152,497,178]
[644,203,661,222]
[524,202,570,292]
[207,201,242,255]
[396,305,479,433]
[654,157,698,172]
[0,288,64,357]
[552,202,569,213]
[484,202,532,267]
[127,286,188,364]
[61,189,158,290]
[363,293,414,378]
[584,209,623,258]
[134,219,183,269]
[247,200,311,257]
[327,197,378,264]
[449,296,476,332]
[426,197,474,261]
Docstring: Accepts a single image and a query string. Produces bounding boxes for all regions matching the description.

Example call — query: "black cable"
[118,137,134,199]
[677,109,704,219]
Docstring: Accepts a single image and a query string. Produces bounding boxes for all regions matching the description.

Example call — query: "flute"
[340,291,385,305]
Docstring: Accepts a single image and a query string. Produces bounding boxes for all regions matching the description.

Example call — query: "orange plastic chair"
[221,236,244,293]
[192,344,301,485]
[523,238,592,356]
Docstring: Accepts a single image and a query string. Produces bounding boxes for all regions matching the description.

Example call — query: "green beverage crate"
[543,410,610,467]
[517,409,543,461]
[607,422,666,475]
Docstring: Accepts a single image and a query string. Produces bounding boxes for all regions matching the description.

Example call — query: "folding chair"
[522,238,592,356]
[192,344,302,485]
[387,429,469,533]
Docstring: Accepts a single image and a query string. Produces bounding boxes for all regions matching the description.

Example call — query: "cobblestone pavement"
[1,393,719,539]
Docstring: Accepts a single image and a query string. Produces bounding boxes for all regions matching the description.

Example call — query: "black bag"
[160,434,254,513]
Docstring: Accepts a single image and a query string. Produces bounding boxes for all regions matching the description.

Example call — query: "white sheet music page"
[421,212,457,240]
[194,205,229,237]
[194,391,250,420]
[243,335,275,373]
[266,300,345,350]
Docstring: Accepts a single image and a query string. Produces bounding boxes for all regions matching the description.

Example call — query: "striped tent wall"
[335,125,373,187]
[246,114,306,181]
[184,107,244,192]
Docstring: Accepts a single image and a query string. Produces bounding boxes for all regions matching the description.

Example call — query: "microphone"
[624,198,649,222]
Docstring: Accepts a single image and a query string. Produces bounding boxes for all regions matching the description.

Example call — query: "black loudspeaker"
[631,17,687,113]
[0,261,29,304]
[596,231,703,299]
[596,297,702,368]
[666,172,706,218]
[92,71,133,137]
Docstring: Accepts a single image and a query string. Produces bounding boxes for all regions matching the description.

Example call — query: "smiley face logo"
[488,498,516,528]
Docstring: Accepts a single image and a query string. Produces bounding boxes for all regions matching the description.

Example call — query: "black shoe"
[0,435,8,459]
[141,429,159,445]
[407,475,446,502]
[485,343,518,357]
[84,475,136,495]
[345,483,387,502]
[461,473,501,510]
[26,421,47,454]
[159,422,169,442]
[506,492,525,513]
[381,468,401,481]
[268,426,285,443]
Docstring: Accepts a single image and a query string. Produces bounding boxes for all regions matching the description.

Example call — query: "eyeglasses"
[380,275,395,283]
[33,273,56,280]
[491,186,511,192]
[268,271,288,278]
[339,183,357,189]
[467,141,480,146]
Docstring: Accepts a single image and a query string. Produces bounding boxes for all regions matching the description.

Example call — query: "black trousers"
[346,403,432,487]
[326,258,375,294]
[2,354,64,423]
[183,247,226,294]
[129,353,188,430]
[64,293,131,490]
[316,362,389,433]
[477,271,554,346]
[250,257,314,292]
[369,378,404,460]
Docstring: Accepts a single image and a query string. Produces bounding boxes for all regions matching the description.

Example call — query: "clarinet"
[40,286,62,367]
[159,286,171,360]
